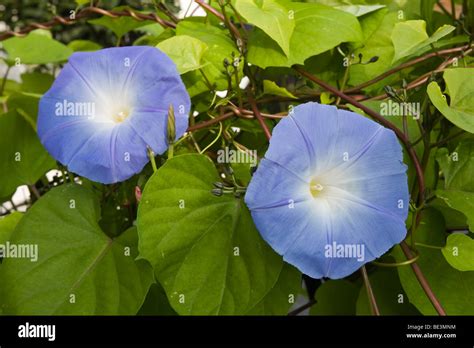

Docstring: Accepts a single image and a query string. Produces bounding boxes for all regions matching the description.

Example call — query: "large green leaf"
[310,280,359,315]
[391,21,455,63]
[235,0,294,56]
[335,4,385,17]
[429,197,468,230]
[436,190,474,231]
[442,233,474,271]
[20,72,54,94]
[413,208,447,248]
[177,20,241,90]
[0,185,153,315]
[393,243,474,315]
[247,2,362,68]
[137,154,283,315]
[392,20,429,63]
[348,10,396,89]
[67,40,102,52]
[2,30,72,65]
[428,69,474,133]
[393,188,474,314]
[246,263,301,315]
[0,110,55,198]
[7,93,41,126]
[157,36,208,74]
[0,212,22,246]
[435,140,474,231]
[436,140,474,191]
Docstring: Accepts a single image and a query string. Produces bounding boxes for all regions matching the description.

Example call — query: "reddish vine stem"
[361,266,380,316]
[400,242,447,315]
[187,107,285,133]
[0,6,175,41]
[364,47,473,101]
[345,45,470,93]
[293,65,449,316]
[187,111,234,132]
[247,91,272,140]
[194,0,243,47]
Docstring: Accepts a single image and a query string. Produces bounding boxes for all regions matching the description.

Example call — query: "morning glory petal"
[245,102,409,279]
[250,199,330,273]
[244,158,311,210]
[38,46,190,184]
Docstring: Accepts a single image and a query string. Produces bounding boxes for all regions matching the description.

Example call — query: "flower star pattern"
[38,46,190,184]
[245,102,409,279]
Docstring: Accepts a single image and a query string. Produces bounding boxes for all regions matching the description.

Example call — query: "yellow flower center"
[310,178,324,198]
[112,108,130,123]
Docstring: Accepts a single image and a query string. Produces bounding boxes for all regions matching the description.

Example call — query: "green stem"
[0,66,11,96]
[233,63,243,108]
[147,146,158,173]
[199,68,214,91]
[416,242,444,250]
[200,122,223,154]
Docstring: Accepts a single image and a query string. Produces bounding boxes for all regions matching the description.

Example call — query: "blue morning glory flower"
[38,46,190,184]
[245,102,409,279]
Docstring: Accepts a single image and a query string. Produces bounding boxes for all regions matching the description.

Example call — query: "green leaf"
[137,154,283,315]
[88,7,155,39]
[436,140,474,191]
[428,69,474,133]
[7,93,40,126]
[263,80,297,99]
[393,244,474,315]
[67,39,102,52]
[157,35,208,74]
[246,263,301,315]
[0,110,55,198]
[75,0,90,5]
[436,190,474,231]
[2,30,73,65]
[235,0,294,56]
[176,20,241,90]
[20,72,54,94]
[392,22,455,63]
[247,2,362,68]
[0,185,153,315]
[413,208,447,248]
[429,197,468,230]
[442,233,474,271]
[310,280,359,315]
[348,10,397,89]
[335,4,385,17]
[391,20,429,62]
[424,25,456,46]
[435,139,474,231]
[0,212,22,246]
[356,267,419,315]
[138,24,166,37]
